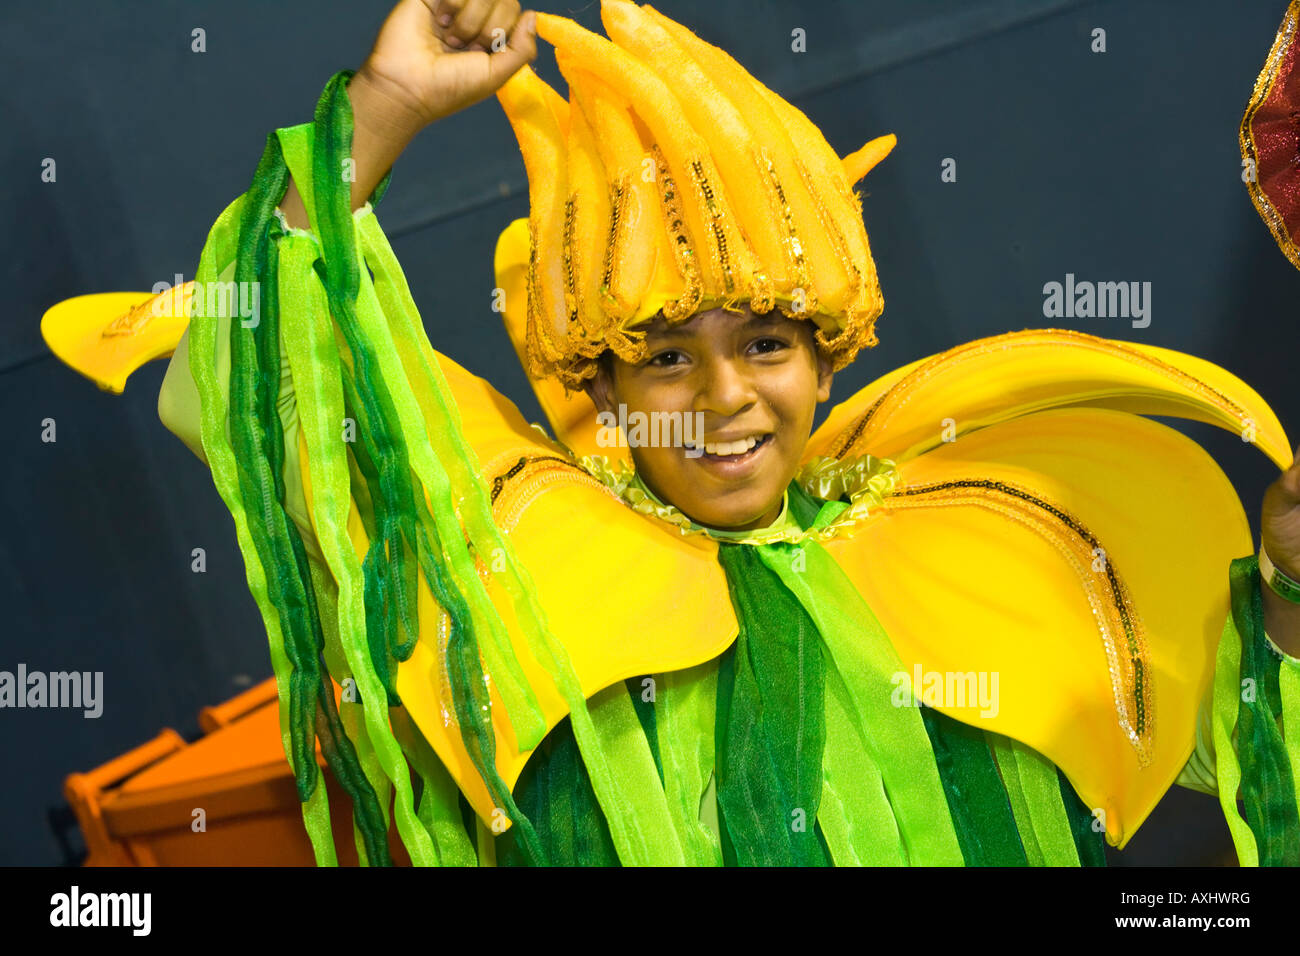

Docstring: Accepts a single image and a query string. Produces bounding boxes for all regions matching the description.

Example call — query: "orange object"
[64,678,414,866]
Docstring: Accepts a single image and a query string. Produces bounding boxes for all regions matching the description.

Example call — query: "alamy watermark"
[891,664,999,718]
[596,405,707,457]
[1042,273,1150,328]
[153,273,261,328]
[0,664,102,718]
[50,886,150,936]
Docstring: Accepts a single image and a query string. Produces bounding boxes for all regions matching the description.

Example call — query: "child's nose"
[694,358,758,418]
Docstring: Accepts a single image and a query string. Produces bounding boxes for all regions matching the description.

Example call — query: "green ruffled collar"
[575,452,900,545]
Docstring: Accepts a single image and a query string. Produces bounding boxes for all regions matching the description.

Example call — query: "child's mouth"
[686,433,773,472]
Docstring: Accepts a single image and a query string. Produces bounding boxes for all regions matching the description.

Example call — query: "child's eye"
[647,349,686,368]
[750,337,789,355]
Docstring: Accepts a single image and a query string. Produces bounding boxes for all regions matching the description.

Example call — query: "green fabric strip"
[1057,768,1108,867]
[629,676,664,785]
[582,680,686,864]
[1211,563,1259,865]
[389,705,477,866]
[496,677,687,867]
[281,238,397,862]
[197,131,372,866]
[1280,662,1300,814]
[191,196,343,863]
[353,215,543,732]
[230,134,323,807]
[755,539,965,864]
[1231,556,1300,865]
[990,735,1042,866]
[657,663,724,866]
[919,707,1028,866]
[818,662,907,865]
[989,735,1079,866]
[270,102,447,864]
[288,75,556,863]
[495,714,620,867]
[715,544,831,867]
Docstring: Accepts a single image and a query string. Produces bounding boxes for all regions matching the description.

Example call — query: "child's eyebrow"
[645,311,796,340]
[645,324,693,340]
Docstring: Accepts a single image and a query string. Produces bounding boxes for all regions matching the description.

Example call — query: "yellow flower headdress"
[495,0,897,389]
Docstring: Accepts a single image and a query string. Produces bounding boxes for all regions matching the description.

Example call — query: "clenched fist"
[279,0,537,229]
[358,0,539,130]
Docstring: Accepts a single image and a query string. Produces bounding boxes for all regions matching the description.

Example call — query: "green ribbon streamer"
[919,708,1028,866]
[315,74,548,864]
[194,127,397,865]
[714,544,832,867]
[752,537,965,864]
[1230,556,1300,865]
[989,736,1080,866]
[1211,556,1300,866]
[1057,766,1108,867]
[817,663,907,864]
[656,664,724,866]
[190,195,345,864]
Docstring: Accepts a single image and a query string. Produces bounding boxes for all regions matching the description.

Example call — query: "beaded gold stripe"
[1240,3,1300,272]
[599,174,635,322]
[524,219,548,367]
[488,453,618,535]
[828,329,1256,461]
[829,393,888,461]
[561,194,583,344]
[753,145,817,318]
[687,157,736,298]
[885,477,1154,767]
[795,156,864,304]
[791,155,869,342]
[652,144,703,321]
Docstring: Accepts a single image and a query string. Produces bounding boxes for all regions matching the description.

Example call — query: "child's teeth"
[704,435,761,456]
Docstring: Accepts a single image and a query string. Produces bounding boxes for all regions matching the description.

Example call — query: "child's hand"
[358,0,538,133]
[278,0,537,228]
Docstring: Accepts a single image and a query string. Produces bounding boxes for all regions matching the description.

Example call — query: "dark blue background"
[3,0,1297,866]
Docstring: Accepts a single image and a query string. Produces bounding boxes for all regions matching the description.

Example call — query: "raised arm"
[158,0,541,537]
[280,0,538,230]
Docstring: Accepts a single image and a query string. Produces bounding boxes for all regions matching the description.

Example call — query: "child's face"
[585,305,834,531]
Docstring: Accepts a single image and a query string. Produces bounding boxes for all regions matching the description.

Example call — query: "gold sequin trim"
[600,174,634,322]
[885,477,1154,768]
[653,144,703,320]
[754,146,818,318]
[561,194,581,332]
[687,157,735,298]
[792,156,874,353]
[488,453,617,535]
[524,219,548,373]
